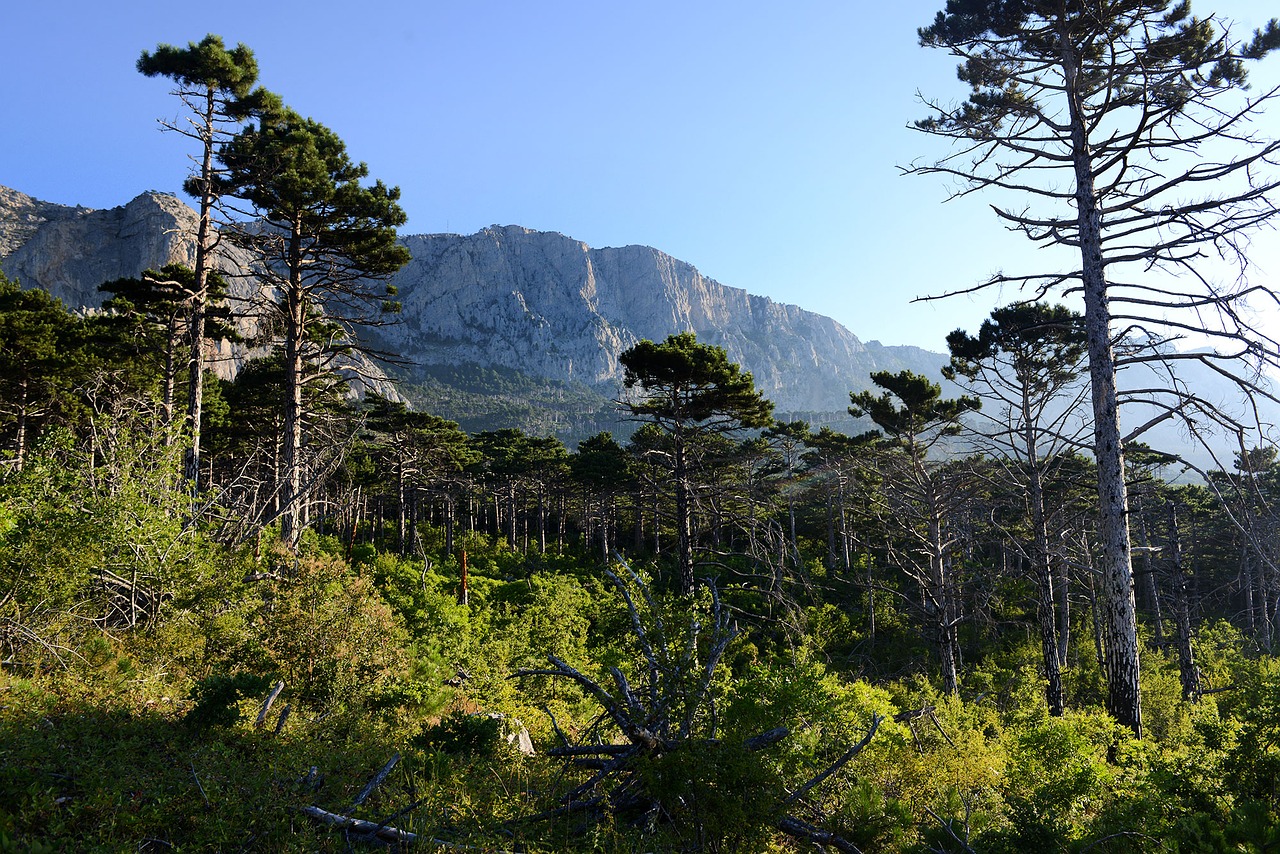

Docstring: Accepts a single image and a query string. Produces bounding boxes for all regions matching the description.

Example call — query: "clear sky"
[2,1,1277,351]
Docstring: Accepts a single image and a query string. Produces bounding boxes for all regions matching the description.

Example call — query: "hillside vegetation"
[4,264,1280,851]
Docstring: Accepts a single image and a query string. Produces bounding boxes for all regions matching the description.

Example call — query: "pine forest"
[4,5,1280,851]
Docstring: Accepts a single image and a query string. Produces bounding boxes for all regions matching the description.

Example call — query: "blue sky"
[3,1,1277,351]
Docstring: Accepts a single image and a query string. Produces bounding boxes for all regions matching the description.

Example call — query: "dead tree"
[912,0,1280,736]
[513,560,881,851]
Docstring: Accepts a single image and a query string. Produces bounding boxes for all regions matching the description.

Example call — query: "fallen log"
[777,815,864,854]
[299,805,417,844]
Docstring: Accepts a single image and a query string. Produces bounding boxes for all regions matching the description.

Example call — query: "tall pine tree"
[619,333,773,593]
[215,108,410,545]
[138,34,271,489]
[912,0,1280,733]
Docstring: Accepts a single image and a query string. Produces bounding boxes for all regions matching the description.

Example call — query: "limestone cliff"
[0,188,394,395]
[1,188,207,310]
[376,225,943,413]
[1,186,945,423]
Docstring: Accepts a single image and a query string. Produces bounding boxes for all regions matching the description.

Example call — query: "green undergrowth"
[4,522,1280,850]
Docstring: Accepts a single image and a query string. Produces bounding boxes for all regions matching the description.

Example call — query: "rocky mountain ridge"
[2,186,194,306]
[2,185,1268,465]
[0,187,945,424]
[375,225,945,413]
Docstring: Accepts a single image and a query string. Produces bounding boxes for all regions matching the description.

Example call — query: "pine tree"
[850,370,981,695]
[215,108,410,545]
[912,0,1280,733]
[945,303,1089,714]
[138,34,270,488]
[0,272,86,470]
[619,332,774,593]
[97,264,238,433]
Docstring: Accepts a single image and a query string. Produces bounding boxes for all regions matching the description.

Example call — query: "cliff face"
[1,187,944,419]
[1,188,204,310]
[0,188,380,390]
[2,185,1261,463]
[378,226,942,412]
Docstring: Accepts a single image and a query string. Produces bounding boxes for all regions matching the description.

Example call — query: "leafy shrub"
[415,711,504,758]
[184,672,273,730]
[993,711,1124,847]
[257,548,409,713]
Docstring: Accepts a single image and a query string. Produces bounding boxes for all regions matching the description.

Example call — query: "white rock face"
[377,225,944,412]
[1,189,201,310]
[1,187,946,414]
[0,188,400,396]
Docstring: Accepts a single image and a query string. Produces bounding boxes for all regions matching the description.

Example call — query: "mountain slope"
[1,188,942,430]
[373,225,943,414]
[8,184,1262,465]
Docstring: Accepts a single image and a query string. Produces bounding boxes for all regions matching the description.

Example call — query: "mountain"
[0,185,267,383]
[0,185,204,310]
[3,185,1267,464]
[0,187,943,438]
[371,225,946,415]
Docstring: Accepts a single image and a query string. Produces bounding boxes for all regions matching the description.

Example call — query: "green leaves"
[944,302,1086,392]
[137,34,258,99]
[620,332,774,431]
[849,370,980,445]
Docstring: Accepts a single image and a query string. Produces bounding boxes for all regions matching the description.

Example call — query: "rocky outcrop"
[376,226,943,412]
[0,188,393,393]
[0,186,84,257]
[1,190,204,310]
[1,186,944,418]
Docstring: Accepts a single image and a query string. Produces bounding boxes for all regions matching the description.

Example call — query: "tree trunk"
[444,496,455,556]
[1062,30,1142,734]
[837,474,851,574]
[826,486,837,567]
[1242,549,1257,639]
[506,481,518,549]
[634,487,645,553]
[867,551,878,643]
[184,90,217,490]
[1056,554,1071,670]
[1087,574,1106,674]
[674,432,694,594]
[280,221,306,547]
[538,487,547,554]
[601,498,611,563]
[1167,502,1201,701]
[1258,547,1275,652]
[14,378,29,472]
[929,496,959,697]
[397,456,408,554]
[1033,555,1065,717]
[1139,512,1166,647]
[162,312,178,440]
[1026,424,1064,715]
[558,489,566,553]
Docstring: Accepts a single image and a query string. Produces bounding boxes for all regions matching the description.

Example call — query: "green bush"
[185,672,273,730]
[256,548,409,714]
[415,711,504,758]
